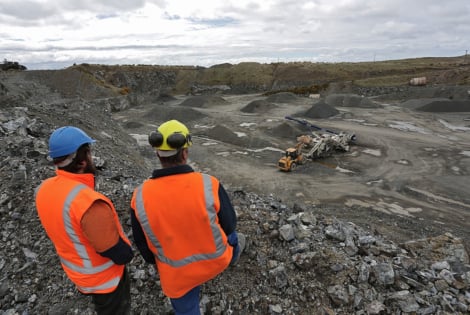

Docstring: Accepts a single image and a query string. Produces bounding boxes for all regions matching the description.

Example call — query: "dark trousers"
[90,267,131,315]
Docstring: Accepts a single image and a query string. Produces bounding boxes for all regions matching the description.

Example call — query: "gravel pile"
[201,124,273,148]
[240,100,277,114]
[143,105,208,122]
[303,100,340,118]
[266,122,310,139]
[179,95,229,108]
[266,92,299,103]
[416,100,470,112]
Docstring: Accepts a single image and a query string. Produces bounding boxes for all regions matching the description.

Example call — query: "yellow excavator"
[277,116,356,172]
[278,143,305,172]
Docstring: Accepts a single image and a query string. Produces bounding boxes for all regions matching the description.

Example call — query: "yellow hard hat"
[148,120,192,157]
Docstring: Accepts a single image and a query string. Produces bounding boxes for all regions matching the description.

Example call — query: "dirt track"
[114,92,470,244]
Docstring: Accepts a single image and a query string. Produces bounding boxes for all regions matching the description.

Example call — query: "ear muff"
[148,131,163,147]
[186,134,192,146]
[148,131,192,149]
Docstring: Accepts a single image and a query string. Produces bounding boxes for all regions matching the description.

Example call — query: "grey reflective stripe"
[135,174,227,267]
[77,276,121,293]
[135,184,164,258]
[60,257,115,274]
[202,174,226,257]
[59,184,115,274]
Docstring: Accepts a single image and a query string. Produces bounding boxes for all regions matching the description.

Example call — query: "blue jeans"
[169,231,240,315]
[170,286,201,315]
[227,231,240,265]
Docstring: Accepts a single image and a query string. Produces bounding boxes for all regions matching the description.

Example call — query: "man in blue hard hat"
[35,126,134,315]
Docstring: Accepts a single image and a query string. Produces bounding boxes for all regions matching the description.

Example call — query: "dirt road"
[115,93,470,244]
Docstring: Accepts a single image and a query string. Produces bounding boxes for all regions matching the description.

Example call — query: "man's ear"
[77,160,87,172]
[182,148,189,161]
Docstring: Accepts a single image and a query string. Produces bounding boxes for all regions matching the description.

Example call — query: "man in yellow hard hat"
[130,119,245,315]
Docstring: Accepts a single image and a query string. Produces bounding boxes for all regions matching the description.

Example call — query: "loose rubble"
[1,70,470,314]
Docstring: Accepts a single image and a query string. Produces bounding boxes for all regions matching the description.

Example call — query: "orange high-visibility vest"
[35,169,130,294]
[131,172,233,298]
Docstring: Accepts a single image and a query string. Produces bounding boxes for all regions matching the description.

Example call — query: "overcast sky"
[1,0,469,70]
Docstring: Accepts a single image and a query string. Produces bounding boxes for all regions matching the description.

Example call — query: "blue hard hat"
[48,126,96,159]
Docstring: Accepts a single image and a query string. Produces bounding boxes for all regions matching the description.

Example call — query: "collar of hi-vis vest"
[55,169,95,189]
[151,164,194,179]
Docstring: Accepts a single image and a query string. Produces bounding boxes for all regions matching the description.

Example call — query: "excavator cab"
[285,148,299,159]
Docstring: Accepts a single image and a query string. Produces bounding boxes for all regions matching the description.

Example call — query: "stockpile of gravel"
[267,122,309,139]
[240,99,277,113]
[303,100,340,118]
[266,92,299,103]
[179,95,229,108]
[416,100,470,112]
[398,98,449,110]
[142,105,207,123]
[202,124,272,148]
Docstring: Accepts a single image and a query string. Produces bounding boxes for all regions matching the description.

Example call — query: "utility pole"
[465,50,468,63]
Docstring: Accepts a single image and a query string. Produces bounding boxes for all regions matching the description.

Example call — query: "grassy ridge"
[69,55,470,95]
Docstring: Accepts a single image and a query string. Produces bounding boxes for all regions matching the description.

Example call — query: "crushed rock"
[266,122,310,139]
[416,100,470,112]
[266,92,299,103]
[201,124,272,148]
[240,99,277,113]
[179,95,229,108]
[398,98,450,110]
[303,100,340,118]
[143,105,207,122]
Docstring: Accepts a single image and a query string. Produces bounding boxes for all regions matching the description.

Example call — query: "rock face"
[1,69,470,314]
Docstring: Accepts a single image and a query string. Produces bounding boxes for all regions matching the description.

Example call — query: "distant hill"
[65,56,469,95]
[3,56,469,101]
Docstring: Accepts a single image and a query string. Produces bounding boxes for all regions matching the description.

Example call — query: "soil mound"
[179,95,229,108]
[416,100,470,112]
[326,93,380,108]
[203,124,272,148]
[240,100,277,113]
[157,94,177,102]
[398,98,449,110]
[267,122,308,139]
[123,121,145,129]
[303,100,340,118]
[266,92,299,103]
[143,106,207,122]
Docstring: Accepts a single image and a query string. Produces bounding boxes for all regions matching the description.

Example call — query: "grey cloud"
[186,17,237,27]
[0,0,155,24]
[59,0,147,12]
[0,0,58,22]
